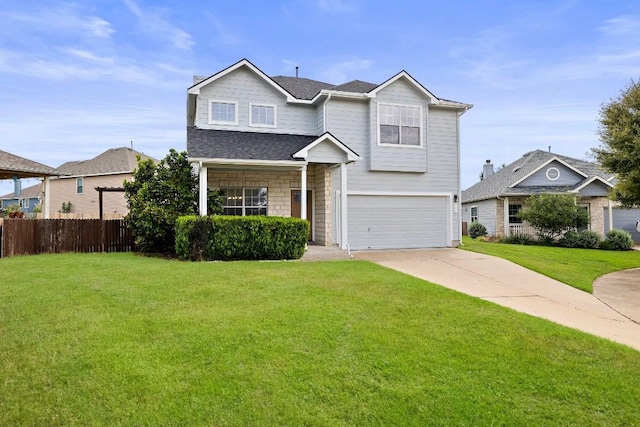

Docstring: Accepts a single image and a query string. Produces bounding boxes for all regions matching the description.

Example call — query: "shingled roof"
[188,128,316,161]
[462,150,613,203]
[0,150,59,179]
[0,182,42,200]
[56,147,156,176]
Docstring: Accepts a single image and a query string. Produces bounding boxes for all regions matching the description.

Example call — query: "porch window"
[220,187,267,216]
[378,103,422,146]
[508,204,522,223]
[76,177,84,194]
[470,206,478,223]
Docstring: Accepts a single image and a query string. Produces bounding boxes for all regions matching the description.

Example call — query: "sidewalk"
[353,248,640,351]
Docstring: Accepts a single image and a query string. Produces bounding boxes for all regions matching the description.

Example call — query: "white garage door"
[348,195,449,250]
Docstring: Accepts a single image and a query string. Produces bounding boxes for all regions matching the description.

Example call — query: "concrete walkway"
[594,268,640,323]
[353,248,640,351]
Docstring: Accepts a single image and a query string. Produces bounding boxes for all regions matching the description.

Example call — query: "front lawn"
[1,253,640,426]
[460,236,640,292]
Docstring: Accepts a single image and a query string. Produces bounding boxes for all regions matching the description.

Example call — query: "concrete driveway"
[353,248,640,351]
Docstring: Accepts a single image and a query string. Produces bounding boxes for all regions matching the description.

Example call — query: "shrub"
[601,229,634,251]
[560,230,601,249]
[519,194,589,241]
[501,233,534,245]
[559,230,580,248]
[176,215,309,261]
[468,222,488,239]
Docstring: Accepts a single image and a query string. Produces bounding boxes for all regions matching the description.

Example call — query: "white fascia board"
[51,171,130,179]
[347,191,452,197]
[572,176,615,192]
[292,132,360,162]
[368,71,439,104]
[509,157,588,188]
[187,59,300,103]
[189,157,306,169]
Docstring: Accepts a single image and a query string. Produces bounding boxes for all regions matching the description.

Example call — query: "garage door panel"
[348,195,448,250]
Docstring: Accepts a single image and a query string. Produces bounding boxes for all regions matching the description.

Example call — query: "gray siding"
[194,68,317,135]
[316,104,325,135]
[579,180,610,197]
[306,143,347,164]
[369,80,429,172]
[517,161,584,187]
[462,199,498,236]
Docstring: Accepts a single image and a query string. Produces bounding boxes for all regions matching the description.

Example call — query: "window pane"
[401,126,420,145]
[212,102,235,122]
[251,105,274,125]
[223,207,243,216]
[380,125,399,144]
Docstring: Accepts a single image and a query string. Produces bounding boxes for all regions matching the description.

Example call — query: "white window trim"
[208,99,238,125]
[249,103,277,128]
[76,177,84,194]
[470,206,478,223]
[546,167,560,181]
[376,102,424,148]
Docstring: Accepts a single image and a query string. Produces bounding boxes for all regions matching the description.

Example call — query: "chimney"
[482,159,494,180]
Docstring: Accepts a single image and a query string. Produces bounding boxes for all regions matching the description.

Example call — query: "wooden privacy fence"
[0,219,134,258]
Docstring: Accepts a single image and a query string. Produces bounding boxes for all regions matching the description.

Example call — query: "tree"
[124,149,222,254]
[518,194,589,241]
[592,79,640,207]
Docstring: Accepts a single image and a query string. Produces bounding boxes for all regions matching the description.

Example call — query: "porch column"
[340,162,348,249]
[44,176,51,219]
[300,165,307,220]
[199,164,207,216]
[503,196,510,236]
[608,199,613,232]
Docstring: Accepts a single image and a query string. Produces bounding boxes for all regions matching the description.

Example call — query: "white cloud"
[318,57,374,83]
[317,0,356,14]
[122,0,194,51]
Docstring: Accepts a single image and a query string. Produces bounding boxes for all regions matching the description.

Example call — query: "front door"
[291,190,313,241]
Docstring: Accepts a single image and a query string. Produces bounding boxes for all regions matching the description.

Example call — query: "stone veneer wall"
[207,166,334,245]
[584,196,610,237]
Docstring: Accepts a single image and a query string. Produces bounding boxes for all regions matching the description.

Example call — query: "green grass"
[2,253,640,426]
[460,236,640,293]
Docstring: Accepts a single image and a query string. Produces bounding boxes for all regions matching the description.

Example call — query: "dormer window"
[378,103,422,147]
[209,100,238,125]
[250,103,276,128]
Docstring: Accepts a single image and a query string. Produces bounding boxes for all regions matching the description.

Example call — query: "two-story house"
[187,59,471,250]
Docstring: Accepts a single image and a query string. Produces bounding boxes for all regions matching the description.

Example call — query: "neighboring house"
[461,150,616,238]
[186,59,472,250]
[49,147,156,218]
[0,182,42,213]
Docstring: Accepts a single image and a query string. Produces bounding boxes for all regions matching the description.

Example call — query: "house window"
[508,204,522,224]
[470,206,478,223]
[219,187,267,216]
[250,103,276,127]
[209,100,238,125]
[19,198,29,209]
[378,103,422,146]
[76,177,84,194]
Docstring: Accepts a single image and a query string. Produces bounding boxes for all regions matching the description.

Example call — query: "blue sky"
[2,0,640,196]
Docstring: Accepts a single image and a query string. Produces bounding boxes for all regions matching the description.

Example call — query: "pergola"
[0,149,60,218]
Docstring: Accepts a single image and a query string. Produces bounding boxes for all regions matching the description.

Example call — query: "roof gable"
[462,150,613,203]
[510,157,588,188]
[293,132,359,162]
[57,147,155,176]
[188,59,299,102]
[368,71,439,103]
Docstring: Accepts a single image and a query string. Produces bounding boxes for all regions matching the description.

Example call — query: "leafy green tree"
[124,149,222,254]
[518,194,589,241]
[592,80,640,206]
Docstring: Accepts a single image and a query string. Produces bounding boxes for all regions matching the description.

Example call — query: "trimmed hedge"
[175,215,309,261]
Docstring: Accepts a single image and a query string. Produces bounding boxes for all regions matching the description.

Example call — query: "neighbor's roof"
[462,150,614,203]
[56,147,156,176]
[0,149,60,179]
[0,183,42,200]
[187,127,317,161]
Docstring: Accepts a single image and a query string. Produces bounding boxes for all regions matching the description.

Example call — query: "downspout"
[456,110,462,246]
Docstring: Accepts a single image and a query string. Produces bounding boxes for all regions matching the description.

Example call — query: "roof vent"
[513,166,521,172]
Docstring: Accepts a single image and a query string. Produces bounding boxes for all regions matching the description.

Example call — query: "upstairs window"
[76,177,84,194]
[378,103,422,146]
[250,103,276,128]
[209,100,238,125]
